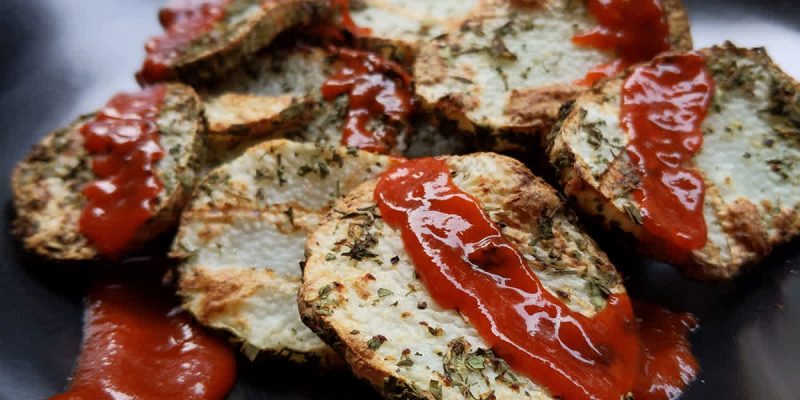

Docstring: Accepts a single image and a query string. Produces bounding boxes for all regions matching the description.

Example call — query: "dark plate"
[1,1,799,399]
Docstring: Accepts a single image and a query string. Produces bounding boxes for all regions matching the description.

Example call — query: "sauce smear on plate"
[374,157,699,399]
[621,52,714,253]
[634,302,700,400]
[573,0,671,85]
[79,85,168,257]
[322,48,413,154]
[50,282,236,400]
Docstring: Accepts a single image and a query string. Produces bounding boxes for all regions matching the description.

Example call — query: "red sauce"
[49,282,236,400]
[634,302,699,400]
[573,0,671,85]
[137,0,231,84]
[331,0,372,36]
[375,158,641,399]
[79,86,167,257]
[321,48,413,154]
[621,52,714,253]
[375,158,700,399]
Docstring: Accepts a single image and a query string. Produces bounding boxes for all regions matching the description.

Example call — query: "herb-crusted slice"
[300,152,625,399]
[12,83,205,261]
[141,0,332,84]
[548,43,800,279]
[200,44,464,162]
[414,0,691,151]
[345,0,485,63]
[201,46,332,153]
[171,139,391,364]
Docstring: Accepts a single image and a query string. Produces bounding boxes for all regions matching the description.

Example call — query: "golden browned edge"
[548,43,800,280]
[204,94,318,157]
[297,182,429,399]
[299,153,622,397]
[10,83,206,261]
[171,0,333,84]
[10,116,97,260]
[414,0,694,152]
[178,264,343,366]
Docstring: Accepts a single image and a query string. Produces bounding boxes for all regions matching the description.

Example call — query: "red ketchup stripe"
[137,0,232,84]
[331,0,372,36]
[573,0,671,86]
[49,282,236,400]
[374,158,700,399]
[375,158,641,399]
[321,48,413,154]
[79,85,168,257]
[621,52,714,254]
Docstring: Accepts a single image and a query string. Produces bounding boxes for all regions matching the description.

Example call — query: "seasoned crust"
[200,46,332,149]
[11,83,206,261]
[199,44,468,162]
[344,0,486,64]
[548,42,800,279]
[299,152,625,399]
[149,0,333,84]
[414,0,693,152]
[171,139,391,364]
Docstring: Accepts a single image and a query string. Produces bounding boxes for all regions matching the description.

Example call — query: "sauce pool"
[79,85,168,257]
[573,0,671,85]
[374,157,699,399]
[634,302,700,400]
[49,282,237,400]
[620,52,714,254]
[321,48,413,154]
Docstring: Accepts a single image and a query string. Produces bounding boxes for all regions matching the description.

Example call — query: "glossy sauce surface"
[49,282,236,400]
[79,86,167,257]
[331,0,372,36]
[375,158,641,399]
[321,48,413,154]
[621,52,714,253]
[137,0,231,84]
[634,302,700,400]
[573,0,671,85]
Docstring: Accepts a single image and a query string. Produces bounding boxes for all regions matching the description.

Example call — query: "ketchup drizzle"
[375,158,640,399]
[374,157,699,399]
[621,52,714,253]
[49,282,236,400]
[321,48,413,154]
[573,0,671,85]
[137,0,231,84]
[79,86,167,257]
[330,0,372,37]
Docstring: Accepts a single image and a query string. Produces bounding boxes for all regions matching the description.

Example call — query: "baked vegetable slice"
[200,46,333,160]
[171,139,391,363]
[200,44,466,161]
[299,152,627,398]
[414,0,692,151]
[137,0,332,84]
[12,83,205,261]
[342,0,485,63]
[548,43,800,279]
